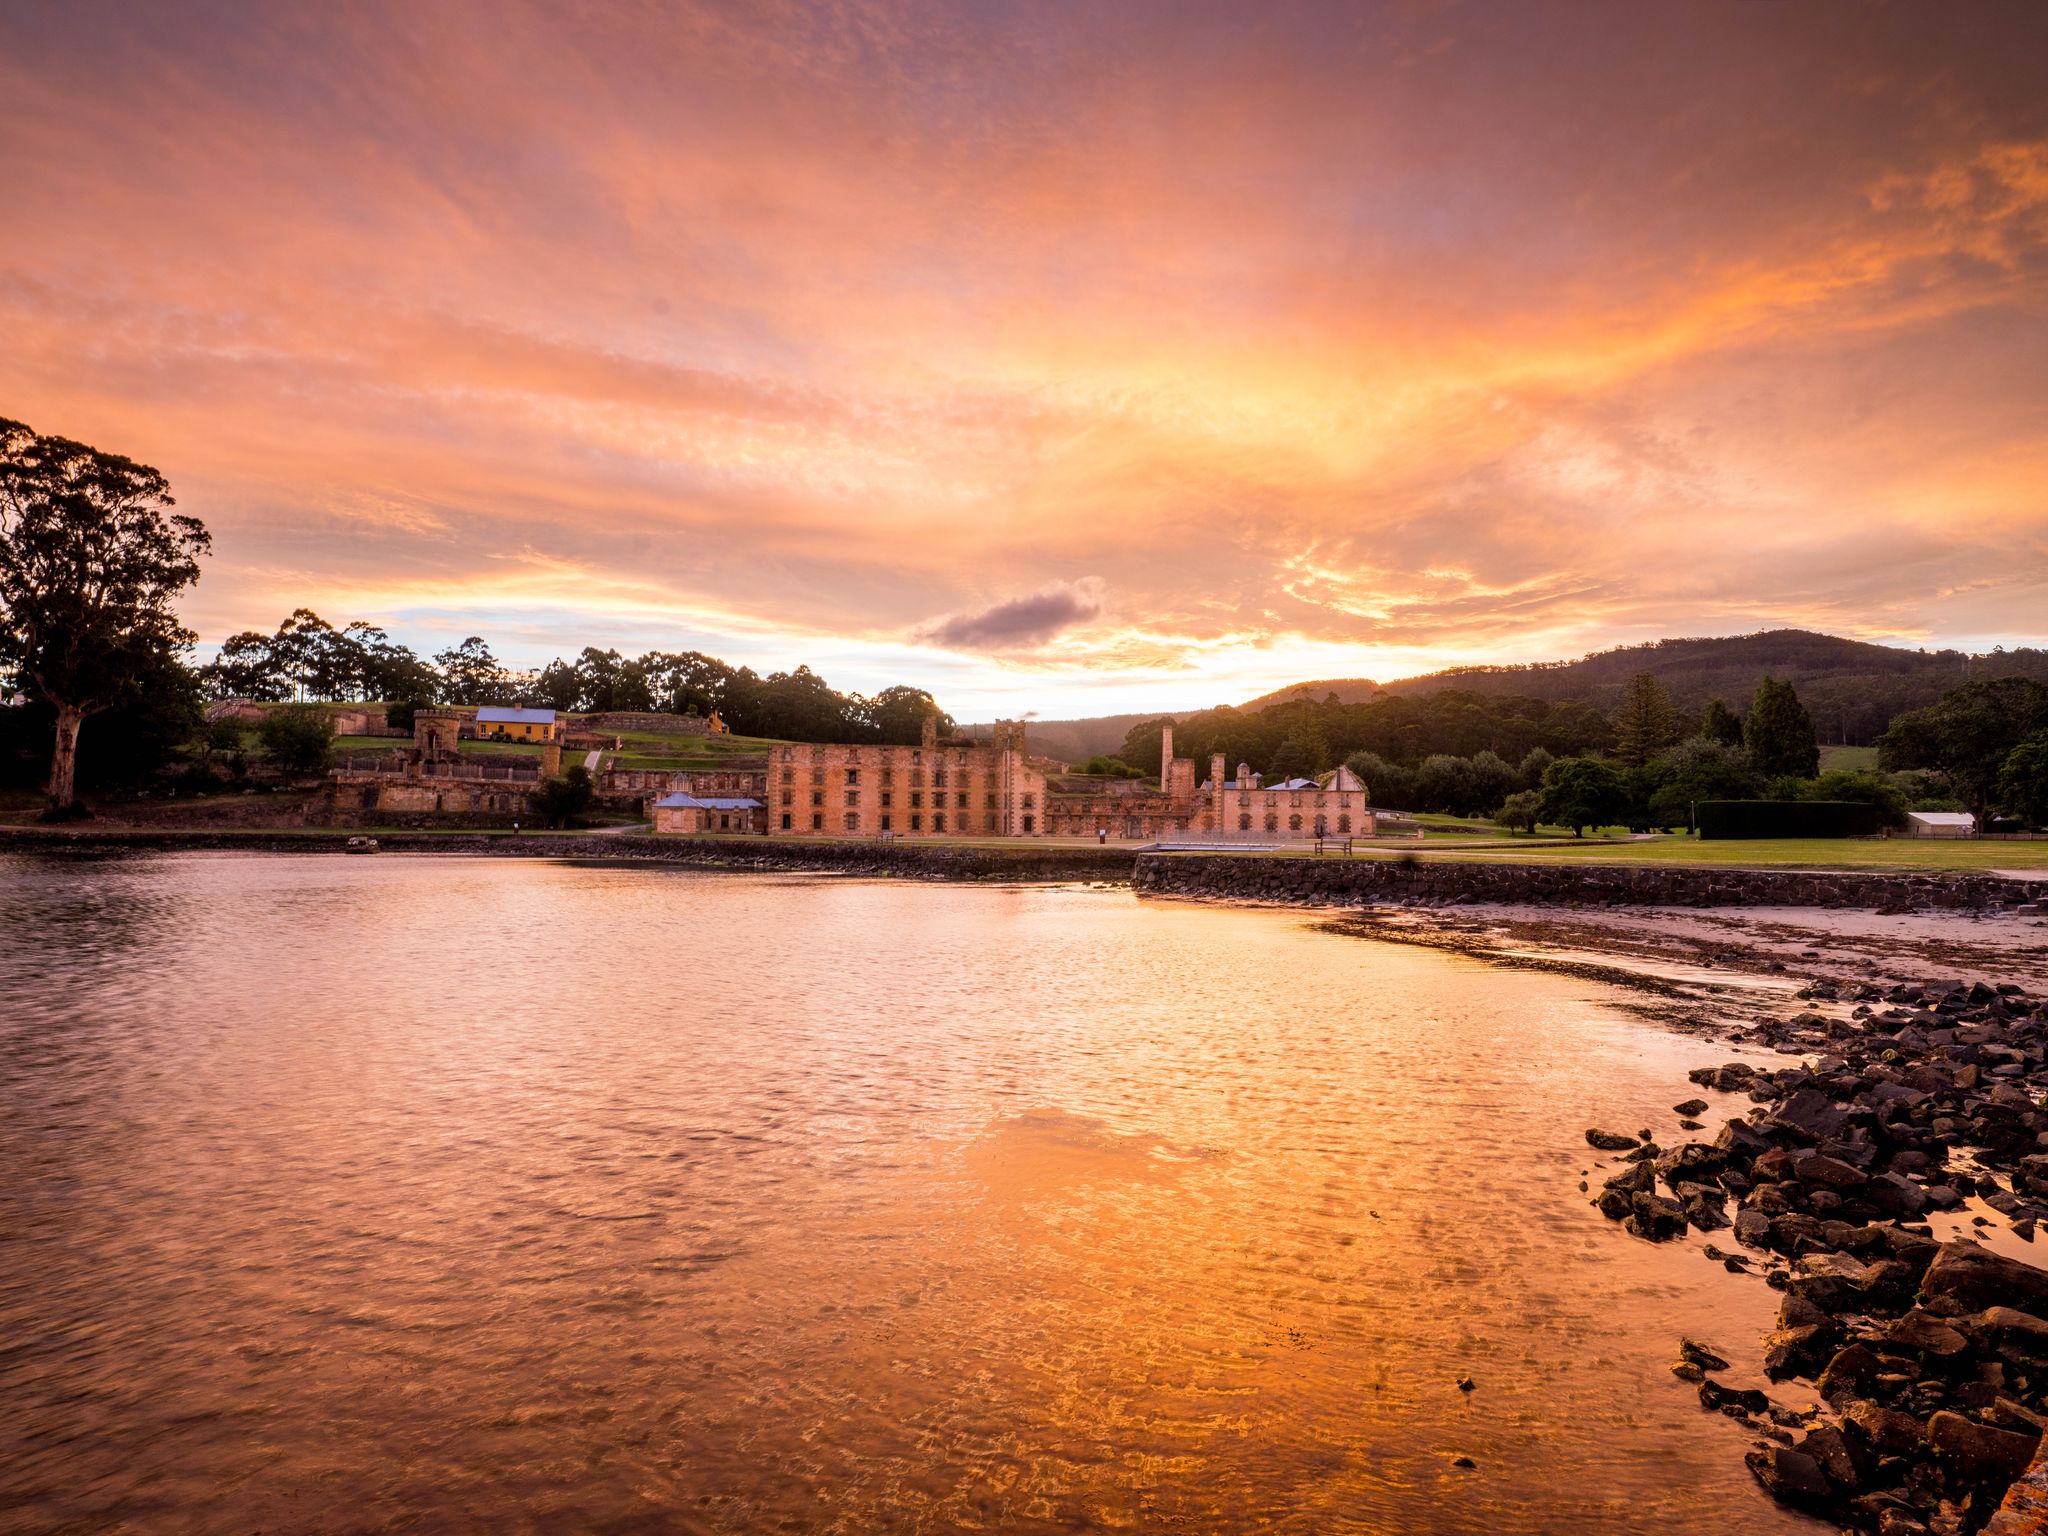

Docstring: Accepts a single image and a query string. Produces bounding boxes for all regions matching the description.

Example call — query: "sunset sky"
[2,0,2044,717]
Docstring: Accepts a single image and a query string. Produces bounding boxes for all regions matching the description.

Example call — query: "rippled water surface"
[0,852,1811,1534]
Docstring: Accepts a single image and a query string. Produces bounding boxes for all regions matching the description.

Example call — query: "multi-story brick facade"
[1214,756,1372,838]
[764,719,1045,837]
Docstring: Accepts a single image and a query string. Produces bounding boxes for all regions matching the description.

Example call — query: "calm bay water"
[0,852,1810,1534]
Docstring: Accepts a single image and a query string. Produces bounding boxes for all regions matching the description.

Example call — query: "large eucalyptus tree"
[0,417,210,810]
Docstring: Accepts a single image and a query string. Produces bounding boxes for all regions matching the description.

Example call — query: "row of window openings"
[783,790,993,809]
[779,811,1039,834]
[1233,813,1355,832]
[783,768,967,787]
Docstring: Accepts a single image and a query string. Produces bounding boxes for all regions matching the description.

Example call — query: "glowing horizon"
[3,1,2044,717]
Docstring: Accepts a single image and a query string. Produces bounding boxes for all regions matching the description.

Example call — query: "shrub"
[531,764,594,828]
[1495,790,1541,834]
[1076,755,1144,778]
[257,705,335,778]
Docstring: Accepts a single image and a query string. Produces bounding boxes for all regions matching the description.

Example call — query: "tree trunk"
[47,703,84,810]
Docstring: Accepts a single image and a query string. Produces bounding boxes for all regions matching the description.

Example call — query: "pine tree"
[1612,672,1679,768]
[1745,676,1820,778]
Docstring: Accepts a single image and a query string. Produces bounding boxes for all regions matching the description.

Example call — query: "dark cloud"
[919,579,1105,651]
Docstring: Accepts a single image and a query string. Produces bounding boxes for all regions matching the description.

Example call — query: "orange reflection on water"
[0,856,1811,1533]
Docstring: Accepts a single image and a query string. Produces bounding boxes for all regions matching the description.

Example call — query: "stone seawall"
[1131,853,2048,912]
[0,829,1141,882]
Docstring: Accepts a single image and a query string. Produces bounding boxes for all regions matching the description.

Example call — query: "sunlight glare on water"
[0,853,1812,1534]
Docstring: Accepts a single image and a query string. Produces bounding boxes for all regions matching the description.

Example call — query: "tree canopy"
[1880,678,2048,816]
[1536,757,1628,836]
[1744,676,1820,779]
[199,613,955,746]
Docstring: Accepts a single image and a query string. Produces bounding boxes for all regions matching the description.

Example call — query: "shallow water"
[0,853,1812,1533]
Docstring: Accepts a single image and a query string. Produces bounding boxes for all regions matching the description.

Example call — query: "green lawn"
[1818,744,1881,772]
[461,739,547,758]
[1422,835,2048,872]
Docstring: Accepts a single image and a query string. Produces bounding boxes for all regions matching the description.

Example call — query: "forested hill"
[1245,630,2048,744]
[1017,630,2048,759]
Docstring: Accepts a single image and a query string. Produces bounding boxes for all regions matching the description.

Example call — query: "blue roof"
[476,706,556,724]
[654,792,761,811]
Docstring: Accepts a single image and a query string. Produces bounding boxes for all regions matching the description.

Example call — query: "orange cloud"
[0,1,2043,714]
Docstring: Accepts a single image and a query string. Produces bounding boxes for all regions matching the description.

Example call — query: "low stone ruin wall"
[1131,854,2048,912]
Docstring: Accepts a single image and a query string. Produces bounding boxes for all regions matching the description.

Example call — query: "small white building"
[1903,811,1976,839]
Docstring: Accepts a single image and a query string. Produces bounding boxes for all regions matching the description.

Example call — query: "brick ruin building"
[1044,725,1374,841]
[761,718,1043,836]
[312,709,1374,841]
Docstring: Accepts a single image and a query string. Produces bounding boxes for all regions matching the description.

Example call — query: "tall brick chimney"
[1159,723,1174,788]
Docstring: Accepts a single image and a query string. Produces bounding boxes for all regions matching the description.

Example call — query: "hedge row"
[1696,799,1887,840]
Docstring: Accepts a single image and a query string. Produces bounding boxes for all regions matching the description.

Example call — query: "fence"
[338,753,541,783]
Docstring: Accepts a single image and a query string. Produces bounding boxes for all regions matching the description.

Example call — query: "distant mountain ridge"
[1001,629,2048,761]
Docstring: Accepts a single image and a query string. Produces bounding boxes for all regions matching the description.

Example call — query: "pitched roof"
[1905,811,1976,826]
[654,792,761,811]
[476,706,557,724]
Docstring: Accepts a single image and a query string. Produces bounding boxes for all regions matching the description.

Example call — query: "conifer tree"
[1612,672,1679,768]
[1744,675,1820,778]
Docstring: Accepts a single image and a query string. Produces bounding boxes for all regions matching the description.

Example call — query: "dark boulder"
[1596,1162,1655,1220]
[1626,1191,1688,1241]
[1700,1377,1769,1415]
[1678,1337,1730,1372]
[1817,1343,1882,1402]
[1885,1309,1969,1356]
[1920,1241,2048,1313]
[1762,1323,1834,1379]
[1796,1423,1860,1490]
[1767,1088,1854,1143]
[1927,1409,2039,1482]
[1745,1445,1832,1508]
[1791,1151,1867,1189]
[1842,1397,1927,1456]
[1585,1128,1640,1150]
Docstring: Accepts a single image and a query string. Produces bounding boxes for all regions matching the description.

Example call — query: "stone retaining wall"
[0,829,1140,882]
[1130,853,2048,911]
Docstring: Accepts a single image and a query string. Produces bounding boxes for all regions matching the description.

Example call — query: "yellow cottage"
[474,706,561,742]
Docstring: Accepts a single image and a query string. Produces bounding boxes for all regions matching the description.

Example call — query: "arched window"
[1337,814,1351,834]
[1288,814,1302,832]
[933,812,947,833]
[1264,812,1279,832]
[1238,813,1252,831]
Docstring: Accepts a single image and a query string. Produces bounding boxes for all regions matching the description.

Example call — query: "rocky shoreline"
[1587,977,2048,1533]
